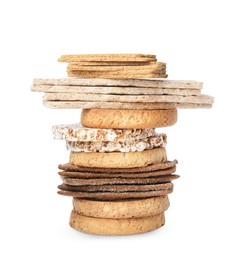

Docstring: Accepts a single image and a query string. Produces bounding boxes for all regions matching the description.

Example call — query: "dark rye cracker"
[58,189,172,200]
[58,183,173,192]
[58,166,176,178]
[58,160,178,173]
[61,175,179,186]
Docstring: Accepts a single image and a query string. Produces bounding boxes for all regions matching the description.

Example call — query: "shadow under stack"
[31,54,213,235]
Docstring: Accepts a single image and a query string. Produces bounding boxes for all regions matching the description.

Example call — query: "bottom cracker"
[69,210,165,235]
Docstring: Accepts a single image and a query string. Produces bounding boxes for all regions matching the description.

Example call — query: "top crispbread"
[59,54,165,79]
[65,61,153,66]
[33,78,203,89]
[58,54,157,62]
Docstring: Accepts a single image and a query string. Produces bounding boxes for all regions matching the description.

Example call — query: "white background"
[0,0,243,259]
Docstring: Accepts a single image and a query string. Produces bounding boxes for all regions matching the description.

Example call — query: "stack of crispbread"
[58,54,167,78]
[31,54,213,236]
[32,78,213,109]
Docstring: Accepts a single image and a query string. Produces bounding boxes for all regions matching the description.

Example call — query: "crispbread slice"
[58,54,157,62]
[43,100,212,109]
[67,63,165,71]
[67,70,166,79]
[58,166,176,178]
[31,85,201,96]
[44,93,213,104]
[33,78,203,89]
[66,61,152,66]
[58,189,172,199]
[58,159,178,173]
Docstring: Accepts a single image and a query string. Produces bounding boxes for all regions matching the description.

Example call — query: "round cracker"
[69,210,165,235]
[58,159,178,173]
[81,109,177,129]
[69,148,167,168]
[72,196,169,219]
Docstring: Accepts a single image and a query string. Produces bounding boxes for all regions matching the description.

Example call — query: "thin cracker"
[67,70,166,79]
[58,166,176,178]
[43,93,213,104]
[67,63,165,71]
[58,160,178,173]
[57,189,172,200]
[33,78,203,89]
[58,54,157,62]
[31,85,201,96]
[43,100,212,109]
[61,176,177,186]
[58,182,174,192]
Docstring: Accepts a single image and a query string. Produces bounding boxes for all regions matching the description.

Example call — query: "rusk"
[72,196,170,218]
[69,210,165,235]
[69,147,167,168]
[81,109,177,129]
